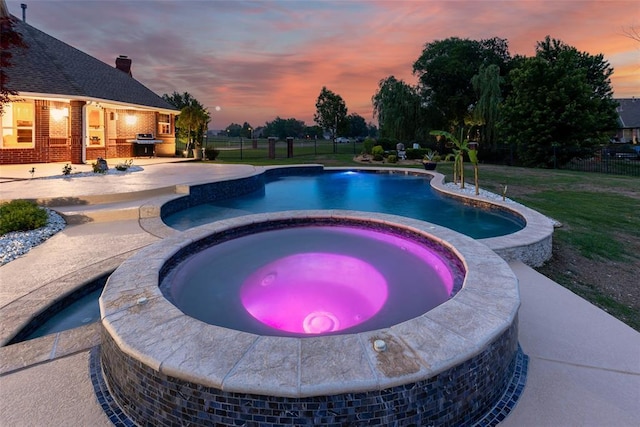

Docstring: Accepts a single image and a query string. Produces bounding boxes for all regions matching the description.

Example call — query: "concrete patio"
[0,159,638,426]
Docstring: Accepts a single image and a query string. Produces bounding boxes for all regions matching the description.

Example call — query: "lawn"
[211,154,640,331]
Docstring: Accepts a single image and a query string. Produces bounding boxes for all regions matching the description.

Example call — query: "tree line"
[372,36,619,168]
[164,35,619,168]
[0,11,628,168]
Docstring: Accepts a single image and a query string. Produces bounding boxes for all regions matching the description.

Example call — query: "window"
[50,105,70,138]
[1,101,35,148]
[158,113,171,135]
[87,105,104,146]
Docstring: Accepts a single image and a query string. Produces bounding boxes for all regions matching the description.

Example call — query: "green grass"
[519,191,639,260]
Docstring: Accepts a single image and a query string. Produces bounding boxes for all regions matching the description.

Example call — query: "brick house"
[614,98,640,144]
[0,4,179,165]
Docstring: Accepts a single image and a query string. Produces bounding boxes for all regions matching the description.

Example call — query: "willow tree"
[372,76,424,141]
[413,37,511,130]
[471,64,502,152]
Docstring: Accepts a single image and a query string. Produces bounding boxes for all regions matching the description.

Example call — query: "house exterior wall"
[70,100,85,164]
[1,99,176,164]
[614,128,639,144]
[0,100,48,164]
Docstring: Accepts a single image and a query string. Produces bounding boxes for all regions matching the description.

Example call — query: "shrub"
[204,148,220,160]
[62,164,73,175]
[363,138,376,154]
[405,148,428,160]
[92,158,108,173]
[115,159,133,171]
[371,145,384,157]
[387,154,398,163]
[375,138,396,151]
[0,200,48,234]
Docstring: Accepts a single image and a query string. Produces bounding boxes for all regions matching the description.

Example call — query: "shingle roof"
[4,15,177,112]
[616,98,640,129]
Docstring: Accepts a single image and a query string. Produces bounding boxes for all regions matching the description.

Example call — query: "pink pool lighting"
[240,252,388,334]
[162,222,461,337]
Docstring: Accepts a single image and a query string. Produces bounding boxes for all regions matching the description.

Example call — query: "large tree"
[501,36,619,167]
[162,91,203,110]
[163,91,210,147]
[263,117,306,139]
[470,64,503,153]
[372,76,426,141]
[346,113,368,138]
[176,104,210,149]
[224,123,243,138]
[314,87,347,151]
[412,37,511,128]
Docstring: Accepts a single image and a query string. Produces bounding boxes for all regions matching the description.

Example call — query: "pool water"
[164,171,523,238]
[161,225,461,337]
[11,171,522,344]
[23,288,102,341]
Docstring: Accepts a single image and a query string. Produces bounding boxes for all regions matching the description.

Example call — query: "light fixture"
[125,115,137,125]
[51,107,69,121]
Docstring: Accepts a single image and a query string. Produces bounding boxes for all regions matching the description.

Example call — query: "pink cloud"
[6,0,638,128]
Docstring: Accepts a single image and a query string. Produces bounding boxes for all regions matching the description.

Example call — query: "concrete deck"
[0,159,638,426]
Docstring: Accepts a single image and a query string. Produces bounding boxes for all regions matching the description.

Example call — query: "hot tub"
[100,211,522,426]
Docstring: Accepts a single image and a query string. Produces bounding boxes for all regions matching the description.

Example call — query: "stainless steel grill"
[128,134,162,157]
[131,133,162,144]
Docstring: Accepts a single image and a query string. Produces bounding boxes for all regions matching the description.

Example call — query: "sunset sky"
[6,0,640,130]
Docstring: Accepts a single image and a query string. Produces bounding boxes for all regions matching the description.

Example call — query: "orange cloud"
[7,0,637,128]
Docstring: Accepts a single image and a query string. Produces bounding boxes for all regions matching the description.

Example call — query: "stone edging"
[139,165,554,267]
[100,210,520,425]
[102,210,520,397]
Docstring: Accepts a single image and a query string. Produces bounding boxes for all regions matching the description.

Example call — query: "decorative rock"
[0,209,66,266]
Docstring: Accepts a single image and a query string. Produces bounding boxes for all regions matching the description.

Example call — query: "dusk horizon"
[6,0,639,130]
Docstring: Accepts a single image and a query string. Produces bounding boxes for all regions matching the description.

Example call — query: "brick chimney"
[115,55,132,77]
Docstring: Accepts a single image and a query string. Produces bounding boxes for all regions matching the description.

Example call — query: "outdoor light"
[125,115,137,125]
[50,107,69,121]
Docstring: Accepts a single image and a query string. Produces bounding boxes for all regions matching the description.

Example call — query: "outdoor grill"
[128,133,162,157]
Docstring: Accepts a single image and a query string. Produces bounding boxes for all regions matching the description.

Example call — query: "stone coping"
[101,210,519,398]
[139,165,554,266]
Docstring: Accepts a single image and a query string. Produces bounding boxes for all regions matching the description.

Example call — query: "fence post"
[286,137,294,158]
[268,137,276,159]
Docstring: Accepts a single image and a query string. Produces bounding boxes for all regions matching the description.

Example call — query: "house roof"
[616,98,640,129]
[4,14,178,112]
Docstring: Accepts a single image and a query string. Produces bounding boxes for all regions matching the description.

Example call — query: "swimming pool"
[8,166,553,348]
[164,170,524,239]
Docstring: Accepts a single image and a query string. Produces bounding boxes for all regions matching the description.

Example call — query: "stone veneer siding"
[100,320,518,427]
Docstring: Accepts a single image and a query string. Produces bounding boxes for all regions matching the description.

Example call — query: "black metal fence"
[176,138,640,177]
[178,137,365,161]
[561,148,640,177]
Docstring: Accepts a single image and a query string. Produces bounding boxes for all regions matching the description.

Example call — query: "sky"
[6,0,640,130]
